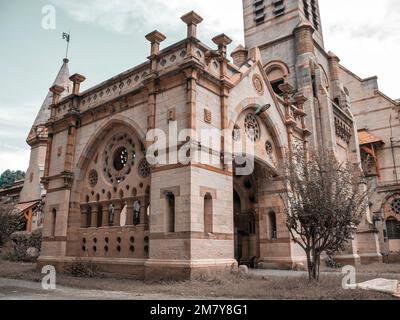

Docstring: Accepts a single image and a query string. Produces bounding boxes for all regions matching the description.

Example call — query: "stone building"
[28,0,399,279]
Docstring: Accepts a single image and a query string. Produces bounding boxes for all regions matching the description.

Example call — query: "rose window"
[391,199,400,215]
[103,133,136,185]
[138,158,151,178]
[244,113,260,142]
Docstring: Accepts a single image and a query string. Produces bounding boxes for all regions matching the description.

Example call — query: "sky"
[0,0,399,173]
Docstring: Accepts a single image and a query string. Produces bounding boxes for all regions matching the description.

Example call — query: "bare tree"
[282,147,369,281]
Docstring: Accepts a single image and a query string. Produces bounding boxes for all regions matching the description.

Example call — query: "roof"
[32,58,72,127]
[358,129,384,146]
[15,201,39,214]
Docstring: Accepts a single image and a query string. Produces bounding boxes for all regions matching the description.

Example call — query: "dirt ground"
[1,259,399,300]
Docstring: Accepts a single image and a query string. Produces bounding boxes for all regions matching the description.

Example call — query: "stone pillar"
[145,30,166,144]
[113,202,122,227]
[91,205,98,228]
[145,30,166,73]
[43,132,53,181]
[69,73,86,96]
[81,206,88,228]
[182,68,199,132]
[64,120,78,173]
[212,34,232,169]
[102,203,109,227]
[181,11,203,38]
[139,196,147,225]
[49,85,65,119]
[125,199,134,226]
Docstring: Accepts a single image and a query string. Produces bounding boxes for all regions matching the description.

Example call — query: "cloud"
[0,147,30,173]
[319,0,400,98]
[0,101,37,172]
[50,0,244,43]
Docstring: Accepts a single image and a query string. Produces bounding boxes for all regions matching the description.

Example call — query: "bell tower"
[242,0,383,265]
[243,0,324,50]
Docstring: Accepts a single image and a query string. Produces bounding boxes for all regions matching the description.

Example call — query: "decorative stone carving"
[265,141,273,155]
[103,133,136,185]
[204,109,212,124]
[244,113,260,142]
[88,170,99,188]
[252,74,264,96]
[138,158,151,179]
[391,198,400,215]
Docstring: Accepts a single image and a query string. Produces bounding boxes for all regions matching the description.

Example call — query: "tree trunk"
[312,253,321,281]
[306,250,314,282]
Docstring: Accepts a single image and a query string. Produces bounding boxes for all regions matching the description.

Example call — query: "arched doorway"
[233,164,259,267]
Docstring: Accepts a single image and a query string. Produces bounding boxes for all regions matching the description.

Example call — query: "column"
[102,203,109,227]
[91,204,98,228]
[139,196,147,225]
[81,206,88,228]
[113,202,122,227]
[125,199,134,226]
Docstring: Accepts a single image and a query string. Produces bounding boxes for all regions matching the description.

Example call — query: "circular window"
[88,170,98,188]
[103,133,136,184]
[265,141,273,155]
[113,147,128,171]
[391,198,400,215]
[244,114,260,142]
[138,158,151,178]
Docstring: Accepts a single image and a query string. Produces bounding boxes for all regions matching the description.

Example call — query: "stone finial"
[212,34,232,57]
[49,84,65,105]
[181,11,203,38]
[231,44,248,67]
[145,30,167,56]
[69,73,86,95]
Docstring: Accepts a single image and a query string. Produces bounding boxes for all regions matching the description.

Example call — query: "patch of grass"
[0,258,397,300]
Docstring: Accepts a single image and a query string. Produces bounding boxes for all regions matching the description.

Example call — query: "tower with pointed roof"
[18,58,72,231]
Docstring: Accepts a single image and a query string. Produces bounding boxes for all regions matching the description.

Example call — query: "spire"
[32,58,72,127]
